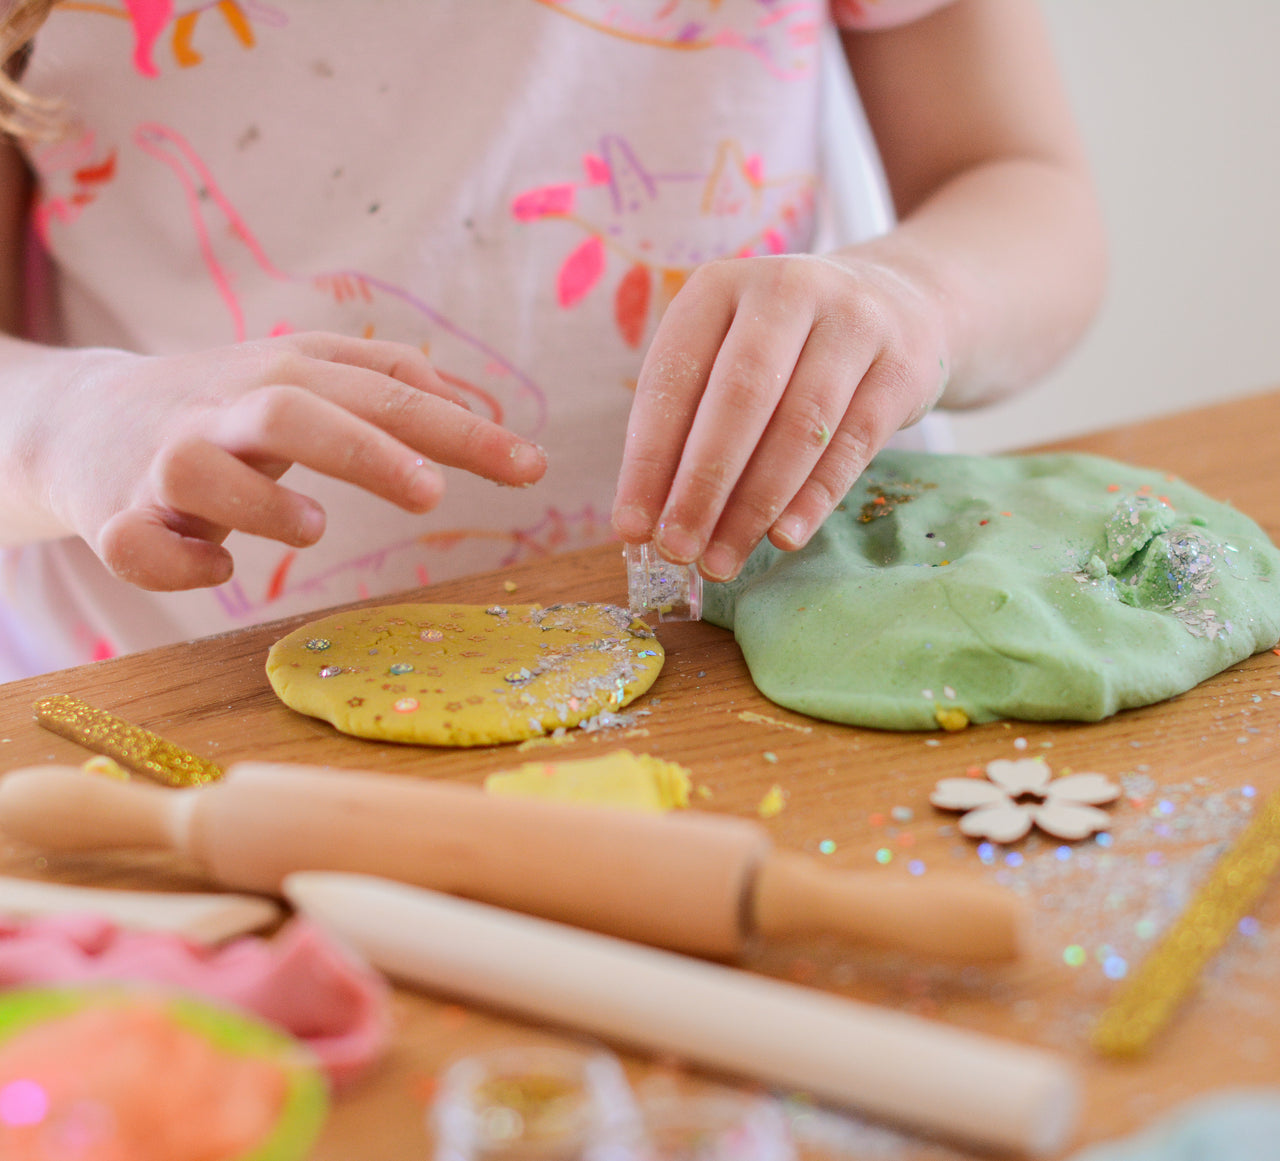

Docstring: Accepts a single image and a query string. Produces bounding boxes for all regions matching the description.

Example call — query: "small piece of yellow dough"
[934,705,970,732]
[483,750,691,813]
[757,784,787,818]
[82,755,130,780]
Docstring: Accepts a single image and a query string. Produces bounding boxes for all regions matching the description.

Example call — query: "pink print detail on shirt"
[27,132,118,238]
[64,0,279,78]
[535,0,821,79]
[126,122,548,436]
[512,134,816,348]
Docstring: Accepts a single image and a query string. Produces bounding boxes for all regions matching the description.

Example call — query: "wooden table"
[3,387,1280,1159]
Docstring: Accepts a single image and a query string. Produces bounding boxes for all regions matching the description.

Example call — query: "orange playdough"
[0,1001,288,1160]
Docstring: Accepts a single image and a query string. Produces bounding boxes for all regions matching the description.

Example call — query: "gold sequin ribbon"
[32,694,224,788]
[1091,788,1280,1056]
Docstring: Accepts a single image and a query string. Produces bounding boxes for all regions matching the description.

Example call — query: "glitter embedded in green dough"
[703,450,1280,730]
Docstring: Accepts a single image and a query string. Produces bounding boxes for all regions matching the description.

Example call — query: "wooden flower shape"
[930,758,1120,843]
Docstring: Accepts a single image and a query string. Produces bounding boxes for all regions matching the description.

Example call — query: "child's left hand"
[611,250,948,582]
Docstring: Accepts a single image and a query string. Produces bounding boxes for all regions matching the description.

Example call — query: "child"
[0,0,1105,676]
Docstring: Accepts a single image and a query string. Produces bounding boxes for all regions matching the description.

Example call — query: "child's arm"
[612,0,1106,583]
[0,140,546,591]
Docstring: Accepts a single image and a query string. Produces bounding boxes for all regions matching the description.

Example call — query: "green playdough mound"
[703,450,1280,730]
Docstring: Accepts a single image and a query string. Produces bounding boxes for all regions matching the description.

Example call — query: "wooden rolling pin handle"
[751,851,1025,963]
[0,765,192,852]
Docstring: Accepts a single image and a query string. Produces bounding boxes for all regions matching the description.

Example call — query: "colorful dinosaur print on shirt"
[512,135,816,348]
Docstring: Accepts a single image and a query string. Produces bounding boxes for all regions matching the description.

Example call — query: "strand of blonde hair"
[1,0,63,140]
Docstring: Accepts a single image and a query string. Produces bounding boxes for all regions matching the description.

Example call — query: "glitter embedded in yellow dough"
[266,603,663,747]
[483,750,691,813]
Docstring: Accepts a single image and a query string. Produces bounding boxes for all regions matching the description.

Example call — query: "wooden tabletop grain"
[3,386,1280,1160]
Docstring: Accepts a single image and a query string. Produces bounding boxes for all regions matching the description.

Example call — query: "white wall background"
[948,1,1280,453]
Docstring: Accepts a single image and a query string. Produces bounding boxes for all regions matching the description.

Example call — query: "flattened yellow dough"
[483,750,691,813]
[266,603,664,746]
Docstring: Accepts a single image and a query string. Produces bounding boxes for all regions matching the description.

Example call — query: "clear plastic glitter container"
[431,1045,641,1161]
[635,1090,794,1161]
[625,543,703,622]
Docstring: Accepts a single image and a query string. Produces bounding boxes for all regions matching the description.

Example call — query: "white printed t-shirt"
[3,0,954,675]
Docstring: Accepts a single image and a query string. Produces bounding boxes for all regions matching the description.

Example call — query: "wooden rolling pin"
[286,872,1077,1157]
[0,761,1023,962]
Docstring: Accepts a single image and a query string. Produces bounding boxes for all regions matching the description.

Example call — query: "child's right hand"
[17,331,546,590]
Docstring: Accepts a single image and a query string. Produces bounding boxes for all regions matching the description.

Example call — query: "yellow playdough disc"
[266,603,664,746]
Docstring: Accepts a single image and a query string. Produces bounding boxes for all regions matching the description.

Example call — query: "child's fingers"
[289,332,471,409]
[249,358,545,487]
[648,277,815,566]
[97,508,234,592]
[682,337,872,581]
[150,432,332,545]
[612,269,736,544]
[208,386,447,512]
[769,358,932,548]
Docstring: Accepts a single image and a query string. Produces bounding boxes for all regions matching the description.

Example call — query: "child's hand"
[611,252,947,581]
[39,332,546,590]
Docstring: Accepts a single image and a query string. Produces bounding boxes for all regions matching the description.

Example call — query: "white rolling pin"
[285,871,1079,1158]
[0,875,281,942]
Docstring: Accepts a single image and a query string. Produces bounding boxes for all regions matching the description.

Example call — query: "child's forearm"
[840,0,1106,414]
[0,333,88,544]
[840,153,1106,413]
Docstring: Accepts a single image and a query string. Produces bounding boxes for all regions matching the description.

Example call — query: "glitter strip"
[1091,788,1280,1057]
[32,694,224,788]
